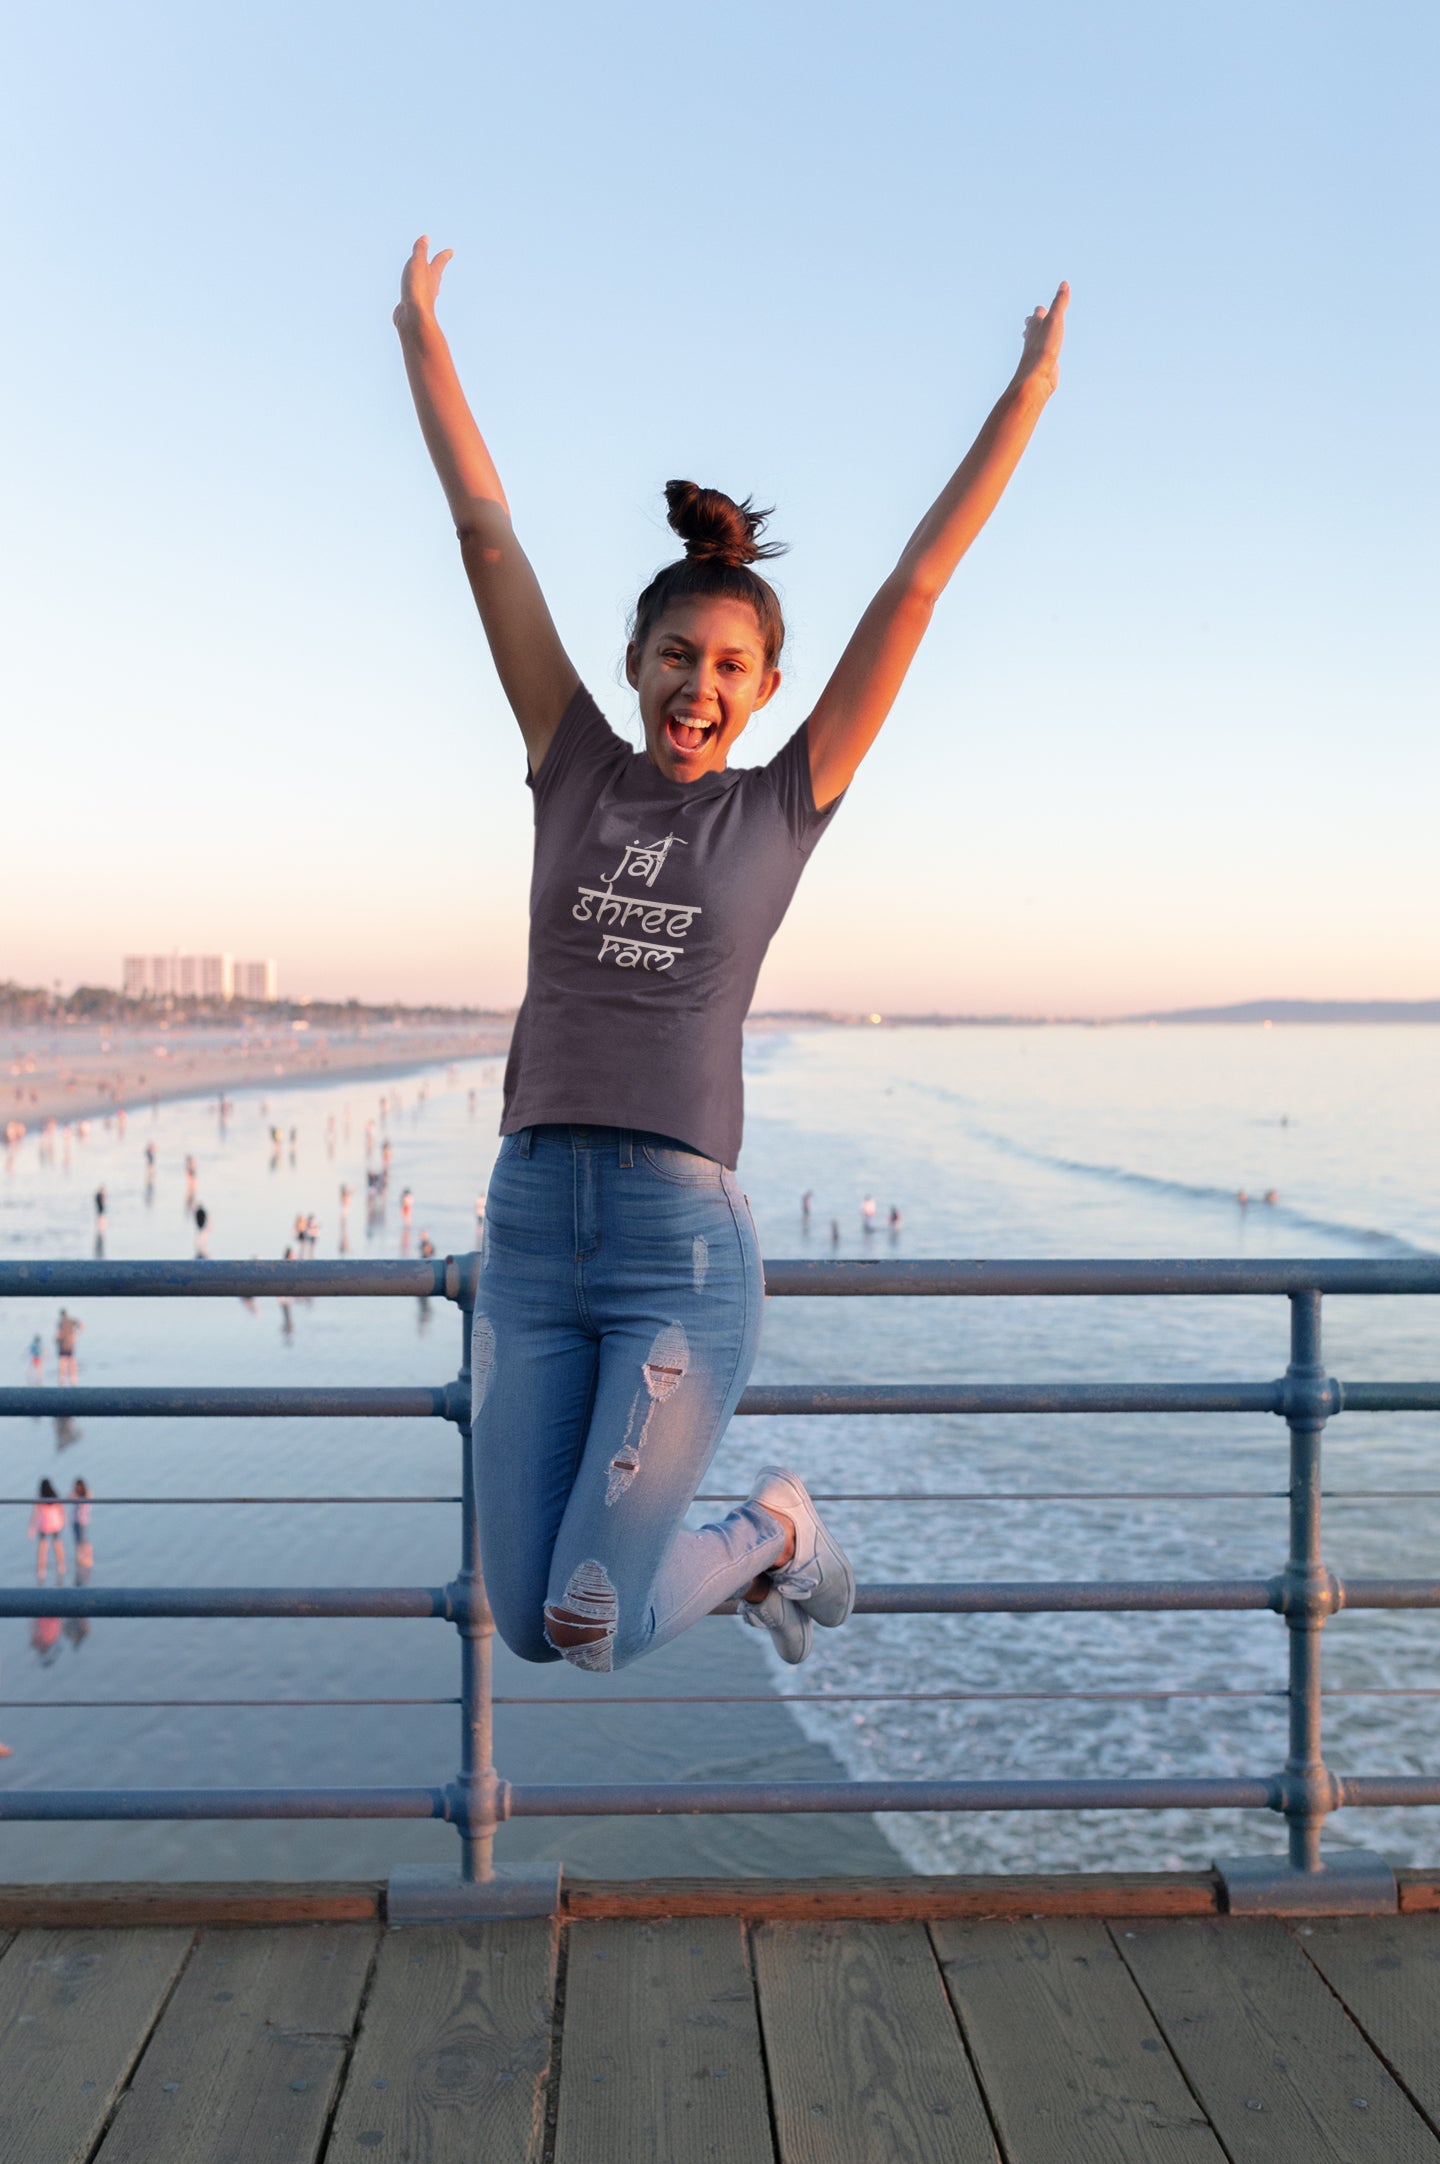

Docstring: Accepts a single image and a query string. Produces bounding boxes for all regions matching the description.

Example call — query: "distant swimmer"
[400,1187,414,1223]
[888,1204,902,1230]
[801,1190,813,1223]
[861,1195,877,1233]
[1236,1190,1249,1206]
[93,1186,107,1233]
[194,1203,209,1257]
[1263,1190,1278,1205]
[475,1191,486,1229]
[830,1218,842,1246]
[27,1334,43,1381]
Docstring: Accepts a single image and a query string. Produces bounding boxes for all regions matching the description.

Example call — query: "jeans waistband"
[517,1124,634,1167]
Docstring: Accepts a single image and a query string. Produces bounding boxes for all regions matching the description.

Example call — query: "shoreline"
[3,1023,513,1135]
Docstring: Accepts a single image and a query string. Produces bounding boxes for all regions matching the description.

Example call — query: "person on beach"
[69,1479,93,1574]
[29,1478,66,1584]
[395,235,1067,1670]
[55,1309,82,1384]
[26,1334,43,1382]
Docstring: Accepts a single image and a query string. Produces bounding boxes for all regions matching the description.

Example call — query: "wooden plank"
[1113,1916,1440,2162]
[1295,1916,1440,2135]
[754,1920,995,2164]
[563,1873,1219,1921]
[95,1923,376,2164]
[555,1918,773,2164]
[0,1882,381,1927]
[0,1926,194,2164]
[933,1917,1225,2163]
[326,1921,555,2164]
[1398,1872,1440,1913]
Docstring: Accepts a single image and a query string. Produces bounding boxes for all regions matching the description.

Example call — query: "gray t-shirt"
[500,684,843,1166]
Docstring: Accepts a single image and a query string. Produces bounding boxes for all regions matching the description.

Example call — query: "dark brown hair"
[631,481,787,670]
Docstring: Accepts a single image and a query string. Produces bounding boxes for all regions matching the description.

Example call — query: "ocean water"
[1,1023,1438,1879]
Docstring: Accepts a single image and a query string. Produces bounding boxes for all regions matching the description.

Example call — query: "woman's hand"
[1011,280,1069,401]
[394,235,454,331]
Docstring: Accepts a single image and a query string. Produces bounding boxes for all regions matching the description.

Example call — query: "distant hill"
[1127,999,1440,1024]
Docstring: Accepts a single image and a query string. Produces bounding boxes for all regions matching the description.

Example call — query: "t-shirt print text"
[570,834,703,972]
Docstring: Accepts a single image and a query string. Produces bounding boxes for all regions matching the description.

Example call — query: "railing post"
[1282,1290,1331,1872]
[454,1268,500,1884]
[1215,1289,1396,1914]
[388,1251,561,1920]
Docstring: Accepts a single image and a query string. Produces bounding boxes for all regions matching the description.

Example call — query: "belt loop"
[618,1129,633,1169]
[518,1126,533,1159]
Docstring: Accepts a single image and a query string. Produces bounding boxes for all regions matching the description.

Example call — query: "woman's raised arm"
[394,238,579,770]
[804,283,1069,810]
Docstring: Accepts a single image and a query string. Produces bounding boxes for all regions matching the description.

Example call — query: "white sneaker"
[739,1584,813,1665]
[748,1467,856,1627]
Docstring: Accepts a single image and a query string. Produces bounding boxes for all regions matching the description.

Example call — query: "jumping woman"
[395,241,1067,1671]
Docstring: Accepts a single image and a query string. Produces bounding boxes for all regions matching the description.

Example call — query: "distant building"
[234,960,279,1002]
[124,953,233,1001]
[122,954,278,1002]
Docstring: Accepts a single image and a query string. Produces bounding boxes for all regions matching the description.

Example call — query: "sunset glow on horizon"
[3,1,1435,1014]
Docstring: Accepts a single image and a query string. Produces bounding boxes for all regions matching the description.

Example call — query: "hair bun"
[664,480,785,566]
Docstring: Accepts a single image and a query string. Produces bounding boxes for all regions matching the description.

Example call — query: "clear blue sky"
[2,0,1435,1012]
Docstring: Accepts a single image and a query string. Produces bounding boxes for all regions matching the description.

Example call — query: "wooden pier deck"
[5,1873,1440,2161]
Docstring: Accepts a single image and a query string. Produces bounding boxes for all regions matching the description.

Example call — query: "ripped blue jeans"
[470,1124,786,1671]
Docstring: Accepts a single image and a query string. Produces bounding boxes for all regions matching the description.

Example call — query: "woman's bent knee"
[543,1558,621,1673]
[490,1606,561,1665]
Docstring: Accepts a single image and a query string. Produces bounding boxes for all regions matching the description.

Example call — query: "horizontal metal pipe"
[1341,1384,1440,1412]
[0,1587,450,1618]
[737,1383,1286,1415]
[10,1381,1433,1423]
[0,1580,1278,1619]
[839,1580,1276,1613]
[0,1259,447,1298]
[0,1496,464,1507]
[0,1698,461,1709]
[0,1788,448,1821]
[0,1387,448,1419]
[4,1257,1438,1301]
[3,1772,1434,1821]
[2,1576,1434,1621]
[506,1777,1276,1816]
[760,1259,1440,1297]
[1339,1581,1440,1608]
[1340,1778,1440,1806]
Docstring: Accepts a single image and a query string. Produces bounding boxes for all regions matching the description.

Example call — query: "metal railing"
[1,1254,1439,1913]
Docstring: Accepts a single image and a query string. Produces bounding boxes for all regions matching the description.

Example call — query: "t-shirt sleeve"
[760,716,847,853]
[527,684,630,808]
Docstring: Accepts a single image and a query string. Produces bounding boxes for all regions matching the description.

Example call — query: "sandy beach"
[2,1017,513,1133]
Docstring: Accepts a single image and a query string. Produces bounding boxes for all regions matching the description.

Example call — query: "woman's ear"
[624,640,640,690]
[753,667,782,712]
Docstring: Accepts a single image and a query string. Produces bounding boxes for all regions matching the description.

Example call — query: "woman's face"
[626,595,781,783]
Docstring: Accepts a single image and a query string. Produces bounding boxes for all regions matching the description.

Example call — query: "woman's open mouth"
[665,713,717,755]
